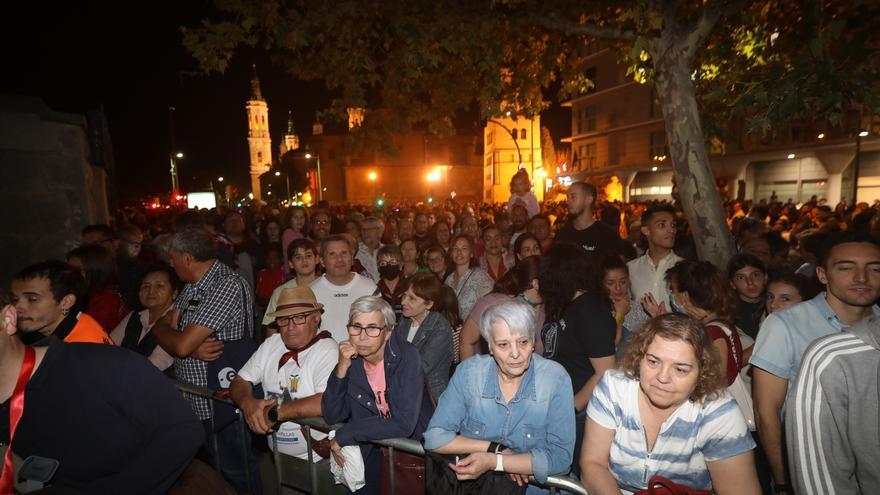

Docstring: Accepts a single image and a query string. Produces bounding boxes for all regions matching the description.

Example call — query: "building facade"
[483,115,544,204]
[559,48,880,205]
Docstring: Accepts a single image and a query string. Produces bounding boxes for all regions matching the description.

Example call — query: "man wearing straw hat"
[230,286,338,461]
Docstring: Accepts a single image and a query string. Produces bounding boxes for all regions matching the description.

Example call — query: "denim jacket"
[423,354,575,484]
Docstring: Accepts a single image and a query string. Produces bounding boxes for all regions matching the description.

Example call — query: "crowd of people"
[2,172,880,495]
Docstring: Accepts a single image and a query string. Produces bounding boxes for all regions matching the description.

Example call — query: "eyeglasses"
[314,220,330,225]
[378,260,400,267]
[346,324,385,337]
[277,311,318,326]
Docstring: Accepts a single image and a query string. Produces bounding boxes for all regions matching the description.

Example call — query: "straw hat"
[267,286,324,318]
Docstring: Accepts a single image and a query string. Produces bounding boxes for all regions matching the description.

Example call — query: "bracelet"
[494,453,504,472]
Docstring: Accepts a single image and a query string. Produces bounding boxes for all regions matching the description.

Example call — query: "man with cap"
[230,286,338,461]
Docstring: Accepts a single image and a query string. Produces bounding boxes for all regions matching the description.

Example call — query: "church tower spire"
[280,109,300,155]
[246,65,272,200]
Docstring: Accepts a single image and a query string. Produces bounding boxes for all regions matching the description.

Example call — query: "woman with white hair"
[322,296,435,495]
[423,299,575,493]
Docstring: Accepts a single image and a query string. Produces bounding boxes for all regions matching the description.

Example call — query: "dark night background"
[1,1,569,204]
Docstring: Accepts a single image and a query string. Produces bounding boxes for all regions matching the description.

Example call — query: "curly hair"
[620,313,724,403]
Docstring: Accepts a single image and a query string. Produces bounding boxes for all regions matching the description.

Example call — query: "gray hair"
[349,295,397,330]
[363,216,385,232]
[480,299,536,346]
[171,227,218,262]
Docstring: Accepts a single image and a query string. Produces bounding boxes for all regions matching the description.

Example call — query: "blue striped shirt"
[587,370,755,494]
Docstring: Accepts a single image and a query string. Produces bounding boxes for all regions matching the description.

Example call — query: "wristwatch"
[267,404,280,424]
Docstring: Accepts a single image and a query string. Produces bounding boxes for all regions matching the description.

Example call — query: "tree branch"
[536,16,636,42]
[682,0,748,60]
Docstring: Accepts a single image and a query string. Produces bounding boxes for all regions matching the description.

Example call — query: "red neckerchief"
[278,331,333,369]
[1,347,36,495]
[486,256,507,281]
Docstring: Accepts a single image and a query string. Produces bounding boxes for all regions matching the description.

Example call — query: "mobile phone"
[18,456,59,484]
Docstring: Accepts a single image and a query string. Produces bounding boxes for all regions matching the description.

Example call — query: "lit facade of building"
[483,115,543,204]
[560,48,880,205]
[308,132,484,205]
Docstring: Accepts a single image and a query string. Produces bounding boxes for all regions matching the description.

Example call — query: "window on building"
[487,131,494,145]
[585,143,597,170]
[493,157,500,185]
[521,128,527,140]
[584,107,596,132]
[649,131,668,161]
[257,151,263,162]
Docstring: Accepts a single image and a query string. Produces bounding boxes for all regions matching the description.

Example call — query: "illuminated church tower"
[246,67,273,200]
[279,110,299,155]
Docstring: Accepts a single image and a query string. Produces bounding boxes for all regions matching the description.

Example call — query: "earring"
[61,308,69,316]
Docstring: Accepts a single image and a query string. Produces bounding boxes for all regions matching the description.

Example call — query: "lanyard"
[1,347,36,495]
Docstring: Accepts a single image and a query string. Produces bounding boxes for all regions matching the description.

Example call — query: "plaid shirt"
[173,260,253,420]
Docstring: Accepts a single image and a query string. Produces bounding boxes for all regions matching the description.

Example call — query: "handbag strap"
[1,347,36,495]
[712,321,741,371]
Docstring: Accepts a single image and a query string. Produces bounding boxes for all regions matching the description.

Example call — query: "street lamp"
[218,176,224,182]
[368,171,377,181]
[176,152,184,159]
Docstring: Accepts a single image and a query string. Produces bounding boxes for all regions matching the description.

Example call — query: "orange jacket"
[65,312,114,345]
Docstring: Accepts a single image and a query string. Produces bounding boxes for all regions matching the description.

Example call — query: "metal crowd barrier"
[174,380,589,495]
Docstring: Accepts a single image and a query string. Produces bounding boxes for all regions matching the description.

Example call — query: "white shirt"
[237,333,339,459]
[309,274,378,342]
[356,242,381,281]
[110,309,175,371]
[627,250,682,309]
[508,191,540,218]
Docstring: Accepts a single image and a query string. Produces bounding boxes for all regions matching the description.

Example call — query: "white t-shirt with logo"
[237,333,339,459]
[309,274,377,342]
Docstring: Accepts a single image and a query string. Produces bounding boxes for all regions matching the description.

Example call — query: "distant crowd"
[2,169,879,495]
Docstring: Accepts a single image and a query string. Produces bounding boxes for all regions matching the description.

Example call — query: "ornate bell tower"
[246,66,272,200]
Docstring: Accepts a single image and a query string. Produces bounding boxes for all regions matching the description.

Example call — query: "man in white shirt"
[310,235,378,342]
[355,216,384,281]
[230,286,338,460]
[627,204,681,313]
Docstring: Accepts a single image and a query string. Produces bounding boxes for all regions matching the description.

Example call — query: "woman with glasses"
[322,296,435,495]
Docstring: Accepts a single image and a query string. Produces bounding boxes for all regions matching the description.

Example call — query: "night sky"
[2,1,569,203]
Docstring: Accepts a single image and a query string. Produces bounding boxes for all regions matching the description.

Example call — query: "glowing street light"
[305,153,312,159]
[787,153,796,159]
[859,130,870,137]
[368,171,378,181]
[817,133,825,139]
[426,170,441,182]
[175,152,184,159]
[218,176,224,182]
[275,171,281,176]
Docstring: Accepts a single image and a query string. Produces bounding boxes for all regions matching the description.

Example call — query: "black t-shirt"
[541,292,616,396]
[555,219,633,262]
[735,298,766,340]
[1,338,203,494]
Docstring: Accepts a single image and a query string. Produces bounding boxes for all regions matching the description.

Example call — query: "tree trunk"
[651,45,736,268]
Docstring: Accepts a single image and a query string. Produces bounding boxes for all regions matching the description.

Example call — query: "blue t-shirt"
[750,293,880,384]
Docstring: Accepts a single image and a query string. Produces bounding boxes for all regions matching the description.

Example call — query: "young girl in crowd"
[727,254,768,340]
[765,272,819,314]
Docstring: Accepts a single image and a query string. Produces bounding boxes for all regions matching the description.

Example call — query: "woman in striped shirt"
[580,313,761,495]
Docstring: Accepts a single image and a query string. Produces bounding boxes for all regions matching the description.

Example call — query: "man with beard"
[750,231,880,495]
[626,204,682,314]
[555,181,630,264]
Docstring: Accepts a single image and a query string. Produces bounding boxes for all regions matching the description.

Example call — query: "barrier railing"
[174,380,589,495]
